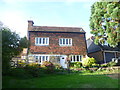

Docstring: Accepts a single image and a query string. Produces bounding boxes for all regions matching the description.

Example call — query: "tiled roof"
[87,36,120,53]
[29,26,85,33]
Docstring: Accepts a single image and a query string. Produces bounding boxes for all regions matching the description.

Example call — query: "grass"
[3,73,119,88]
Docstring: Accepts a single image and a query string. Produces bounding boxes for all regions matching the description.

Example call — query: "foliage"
[1,23,29,74]
[70,62,82,68]
[92,63,100,68]
[17,59,27,67]
[107,61,117,67]
[82,57,96,67]
[8,67,32,79]
[26,62,41,68]
[100,61,117,67]
[23,65,42,77]
[89,1,120,47]
[19,36,30,48]
[100,63,108,67]
[53,63,62,69]
[2,28,21,74]
[41,61,55,73]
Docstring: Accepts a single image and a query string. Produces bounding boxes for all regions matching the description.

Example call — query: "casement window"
[35,37,49,46]
[35,55,49,64]
[70,55,82,62]
[59,38,72,46]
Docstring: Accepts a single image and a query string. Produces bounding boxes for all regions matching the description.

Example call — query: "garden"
[2,57,120,88]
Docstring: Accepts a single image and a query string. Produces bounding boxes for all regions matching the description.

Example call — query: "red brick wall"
[29,32,87,55]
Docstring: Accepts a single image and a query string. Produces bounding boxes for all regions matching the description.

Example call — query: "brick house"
[87,36,120,64]
[27,20,87,68]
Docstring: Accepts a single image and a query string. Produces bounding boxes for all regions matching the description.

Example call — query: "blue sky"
[0,0,96,39]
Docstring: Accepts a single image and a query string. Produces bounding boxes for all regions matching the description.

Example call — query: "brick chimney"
[28,20,34,31]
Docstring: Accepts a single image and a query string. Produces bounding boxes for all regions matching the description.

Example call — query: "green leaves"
[1,26,29,74]
[89,1,120,47]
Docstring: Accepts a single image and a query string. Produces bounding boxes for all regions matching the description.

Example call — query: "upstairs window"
[59,38,72,46]
[35,37,49,46]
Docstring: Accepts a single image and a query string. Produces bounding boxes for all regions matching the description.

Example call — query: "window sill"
[35,44,49,46]
[59,45,72,47]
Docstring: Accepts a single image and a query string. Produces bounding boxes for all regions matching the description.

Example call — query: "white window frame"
[70,55,82,62]
[59,38,72,46]
[35,37,49,46]
[35,55,50,64]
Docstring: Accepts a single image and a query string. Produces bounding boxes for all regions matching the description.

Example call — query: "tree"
[1,23,29,74]
[19,36,30,48]
[89,1,120,48]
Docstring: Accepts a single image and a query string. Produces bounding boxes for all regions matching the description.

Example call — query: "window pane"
[39,56,41,62]
[43,56,45,61]
[60,39,62,44]
[66,39,68,44]
[39,38,41,44]
[77,56,79,61]
[69,39,71,44]
[46,56,48,61]
[35,56,38,60]
[43,38,45,44]
[36,38,38,44]
[74,56,75,61]
[46,38,48,44]
[80,56,81,61]
[63,39,65,44]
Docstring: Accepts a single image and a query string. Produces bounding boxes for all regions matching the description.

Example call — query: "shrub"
[41,61,55,73]
[107,61,117,67]
[73,62,82,68]
[17,59,26,67]
[82,57,96,68]
[27,62,41,68]
[70,62,82,68]
[70,62,75,67]
[24,66,42,77]
[92,63,100,68]
[8,67,32,79]
[100,63,108,67]
[53,63,62,69]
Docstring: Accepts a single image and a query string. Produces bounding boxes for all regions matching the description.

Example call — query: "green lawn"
[3,73,119,88]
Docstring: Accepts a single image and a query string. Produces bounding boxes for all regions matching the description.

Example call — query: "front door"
[60,55,67,68]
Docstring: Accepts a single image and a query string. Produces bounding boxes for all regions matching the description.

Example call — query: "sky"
[0,0,97,39]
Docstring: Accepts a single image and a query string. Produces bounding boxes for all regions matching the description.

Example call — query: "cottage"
[27,20,87,68]
[87,36,120,64]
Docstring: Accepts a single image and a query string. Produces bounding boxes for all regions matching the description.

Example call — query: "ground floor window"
[70,55,82,62]
[34,55,49,64]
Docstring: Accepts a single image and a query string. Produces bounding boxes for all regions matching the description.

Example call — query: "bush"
[74,62,82,68]
[27,62,41,68]
[70,62,75,67]
[100,63,108,67]
[70,62,82,68]
[41,61,55,73]
[92,63,100,68]
[24,65,42,77]
[107,61,117,67]
[82,57,96,68]
[8,67,32,79]
[53,63,62,69]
